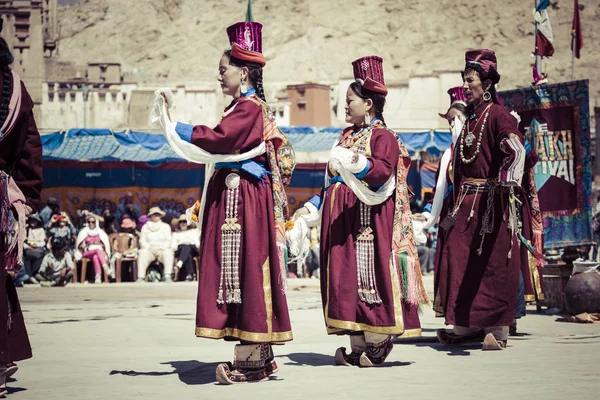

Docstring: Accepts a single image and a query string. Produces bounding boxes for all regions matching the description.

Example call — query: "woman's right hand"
[292,207,310,221]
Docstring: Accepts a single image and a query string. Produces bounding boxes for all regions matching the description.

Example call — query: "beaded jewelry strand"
[459,103,492,164]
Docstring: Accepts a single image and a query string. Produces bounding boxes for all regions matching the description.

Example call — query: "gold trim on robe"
[398,328,422,338]
[195,258,293,343]
[324,180,405,336]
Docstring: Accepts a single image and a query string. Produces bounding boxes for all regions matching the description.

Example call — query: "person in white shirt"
[171,214,200,281]
[137,207,174,282]
[412,213,435,274]
[22,213,47,284]
[36,239,74,287]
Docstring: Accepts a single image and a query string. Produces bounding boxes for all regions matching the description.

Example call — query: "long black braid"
[248,67,266,102]
[349,81,387,126]
[224,50,266,102]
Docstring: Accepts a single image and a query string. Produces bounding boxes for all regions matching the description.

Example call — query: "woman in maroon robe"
[295,56,428,367]
[0,17,43,394]
[436,49,526,350]
[155,22,295,384]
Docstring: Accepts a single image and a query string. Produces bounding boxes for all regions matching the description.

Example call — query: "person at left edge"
[0,15,43,396]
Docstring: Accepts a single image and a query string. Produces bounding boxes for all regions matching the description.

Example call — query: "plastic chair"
[80,257,109,283]
[109,233,138,283]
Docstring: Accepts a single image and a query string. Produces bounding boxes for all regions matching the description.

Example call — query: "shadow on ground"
[110,360,220,385]
[281,352,413,368]
[6,386,27,395]
[413,342,482,356]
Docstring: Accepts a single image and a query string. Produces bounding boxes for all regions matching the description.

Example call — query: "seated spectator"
[75,215,113,284]
[22,213,47,284]
[80,207,115,235]
[101,202,117,235]
[137,207,173,282]
[109,220,139,279]
[36,239,74,287]
[171,215,200,281]
[39,197,60,226]
[47,213,77,253]
[412,213,435,274]
[119,217,139,236]
[116,192,142,228]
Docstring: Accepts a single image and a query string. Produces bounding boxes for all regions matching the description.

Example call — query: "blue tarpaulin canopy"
[42,128,451,162]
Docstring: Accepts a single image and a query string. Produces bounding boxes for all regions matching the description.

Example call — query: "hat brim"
[28,215,42,223]
[231,43,266,67]
[362,77,388,96]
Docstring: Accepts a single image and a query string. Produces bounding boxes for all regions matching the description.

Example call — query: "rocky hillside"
[56,0,600,102]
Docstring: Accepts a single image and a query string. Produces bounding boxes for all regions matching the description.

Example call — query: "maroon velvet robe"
[0,78,41,363]
[437,102,523,329]
[320,127,421,337]
[0,77,43,209]
[432,148,455,317]
[190,96,293,343]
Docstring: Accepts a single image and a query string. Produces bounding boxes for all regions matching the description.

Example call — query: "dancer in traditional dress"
[295,56,428,367]
[150,21,295,384]
[424,87,467,318]
[435,49,526,350]
[511,117,545,335]
[0,17,43,395]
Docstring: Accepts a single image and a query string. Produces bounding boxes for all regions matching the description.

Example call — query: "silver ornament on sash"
[356,202,382,305]
[217,173,242,305]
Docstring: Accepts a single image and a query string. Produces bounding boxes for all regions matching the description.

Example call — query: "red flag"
[571,0,583,59]
[534,9,554,58]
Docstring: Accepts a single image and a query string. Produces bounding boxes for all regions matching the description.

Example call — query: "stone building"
[0,0,59,120]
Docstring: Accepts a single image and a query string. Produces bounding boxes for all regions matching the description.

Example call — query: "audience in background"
[171,215,200,281]
[36,239,74,287]
[39,197,60,226]
[22,213,47,284]
[115,192,142,228]
[137,207,174,282]
[47,213,77,253]
[75,215,113,283]
[412,212,435,275]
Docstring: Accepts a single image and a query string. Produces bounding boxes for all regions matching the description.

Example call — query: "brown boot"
[334,347,362,366]
[482,333,507,350]
[4,363,17,378]
[359,335,394,367]
[215,362,270,384]
[0,364,6,398]
[437,328,485,345]
[215,343,276,385]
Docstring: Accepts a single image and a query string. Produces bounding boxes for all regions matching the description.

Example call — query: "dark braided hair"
[349,81,386,126]
[223,50,266,102]
[0,34,14,127]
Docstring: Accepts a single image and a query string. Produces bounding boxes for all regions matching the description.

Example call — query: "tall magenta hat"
[463,49,500,84]
[226,21,266,66]
[352,56,388,96]
[447,86,467,106]
[439,86,467,118]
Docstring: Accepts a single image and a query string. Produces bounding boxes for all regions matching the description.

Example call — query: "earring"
[240,79,248,94]
[364,112,371,126]
[483,90,492,102]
